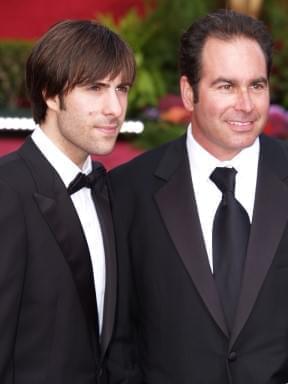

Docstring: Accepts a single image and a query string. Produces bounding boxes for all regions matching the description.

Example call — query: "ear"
[180,76,194,112]
[43,91,61,112]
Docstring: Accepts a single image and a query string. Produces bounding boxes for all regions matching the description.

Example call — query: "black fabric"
[0,138,116,383]
[210,167,250,330]
[68,164,106,195]
[106,134,288,383]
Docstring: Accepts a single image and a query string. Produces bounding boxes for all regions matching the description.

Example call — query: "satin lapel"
[33,191,99,341]
[154,138,229,337]
[92,168,117,359]
[230,136,288,348]
[18,138,99,353]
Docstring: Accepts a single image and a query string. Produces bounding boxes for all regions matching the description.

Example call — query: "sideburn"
[58,93,66,110]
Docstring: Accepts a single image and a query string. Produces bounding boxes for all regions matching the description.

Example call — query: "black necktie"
[210,167,250,330]
[67,163,106,195]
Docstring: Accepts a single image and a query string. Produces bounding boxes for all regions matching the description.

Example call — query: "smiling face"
[41,73,130,167]
[180,36,270,160]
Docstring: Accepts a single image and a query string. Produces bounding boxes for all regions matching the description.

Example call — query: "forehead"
[200,36,267,80]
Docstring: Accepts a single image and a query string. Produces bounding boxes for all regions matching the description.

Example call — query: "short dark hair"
[179,9,273,102]
[26,19,136,123]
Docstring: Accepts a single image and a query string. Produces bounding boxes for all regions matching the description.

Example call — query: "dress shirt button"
[228,351,237,362]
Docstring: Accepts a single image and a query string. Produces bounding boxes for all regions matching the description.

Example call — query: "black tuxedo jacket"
[0,137,116,384]
[107,134,288,384]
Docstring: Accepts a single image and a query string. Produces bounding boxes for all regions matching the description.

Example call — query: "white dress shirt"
[186,124,259,272]
[32,127,106,333]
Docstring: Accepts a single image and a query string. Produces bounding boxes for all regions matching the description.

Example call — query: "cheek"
[119,95,128,114]
[200,103,227,122]
[257,97,270,114]
[64,101,89,118]
[70,94,97,113]
[200,93,232,117]
[75,105,98,119]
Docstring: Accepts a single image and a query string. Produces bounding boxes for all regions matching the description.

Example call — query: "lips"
[225,118,258,131]
[227,120,253,125]
[98,125,118,130]
[97,125,119,135]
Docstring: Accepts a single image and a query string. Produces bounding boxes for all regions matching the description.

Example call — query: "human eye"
[251,81,267,91]
[116,84,130,93]
[219,83,233,91]
[250,77,268,92]
[214,80,234,93]
[88,84,102,91]
[86,81,108,92]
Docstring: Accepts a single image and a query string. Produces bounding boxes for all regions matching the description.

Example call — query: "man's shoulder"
[110,135,186,180]
[260,134,288,160]
[0,141,37,190]
[0,150,23,175]
[0,149,30,202]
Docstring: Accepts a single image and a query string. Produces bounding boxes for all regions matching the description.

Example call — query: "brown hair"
[26,19,136,123]
[179,9,273,102]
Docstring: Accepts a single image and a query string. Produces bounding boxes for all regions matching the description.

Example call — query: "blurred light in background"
[0,117,144,134]
[229,0,263,17]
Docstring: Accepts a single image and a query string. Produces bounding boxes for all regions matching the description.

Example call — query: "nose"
[234,89,254,113]
[102,90,123,118]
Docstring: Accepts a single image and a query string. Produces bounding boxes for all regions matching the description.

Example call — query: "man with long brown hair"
[0,19,135,383]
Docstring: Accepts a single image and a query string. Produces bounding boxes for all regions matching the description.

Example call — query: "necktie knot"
[210,167,236,195]
[67,164,106,195]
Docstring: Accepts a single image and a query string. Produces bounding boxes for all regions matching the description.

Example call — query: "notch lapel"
[154,138,229,337]
[230,136,288,348]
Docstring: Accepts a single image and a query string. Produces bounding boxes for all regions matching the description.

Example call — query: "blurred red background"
[0,0,144,39]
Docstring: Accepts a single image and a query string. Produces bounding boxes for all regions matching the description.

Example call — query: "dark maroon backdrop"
[0,0,144,39]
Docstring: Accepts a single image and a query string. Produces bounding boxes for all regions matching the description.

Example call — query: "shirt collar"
[186,123,259,181]
[31,126,92,188]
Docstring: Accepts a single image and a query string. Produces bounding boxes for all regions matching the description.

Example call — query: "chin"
[95,145,116,156]
[230,140,256,154]
[92,138,118,155]
[233,131,259,146]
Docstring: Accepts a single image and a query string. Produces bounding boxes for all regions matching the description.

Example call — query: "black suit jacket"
[0,137,116,384]
[107,134,288,384]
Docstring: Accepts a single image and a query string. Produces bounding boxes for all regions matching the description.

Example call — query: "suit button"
[228,351,237,362]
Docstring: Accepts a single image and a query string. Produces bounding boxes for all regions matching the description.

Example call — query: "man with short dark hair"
[107,9,288,383]
[0,19,135,383]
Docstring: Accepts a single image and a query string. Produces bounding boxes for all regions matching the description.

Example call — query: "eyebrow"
[210,78,233,87]
[116,82,132,87]
[94,82,108,88]
[250,77,269,85]
[210,76,268,87]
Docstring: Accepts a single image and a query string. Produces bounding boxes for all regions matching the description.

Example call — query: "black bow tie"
[67,163,106,195]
